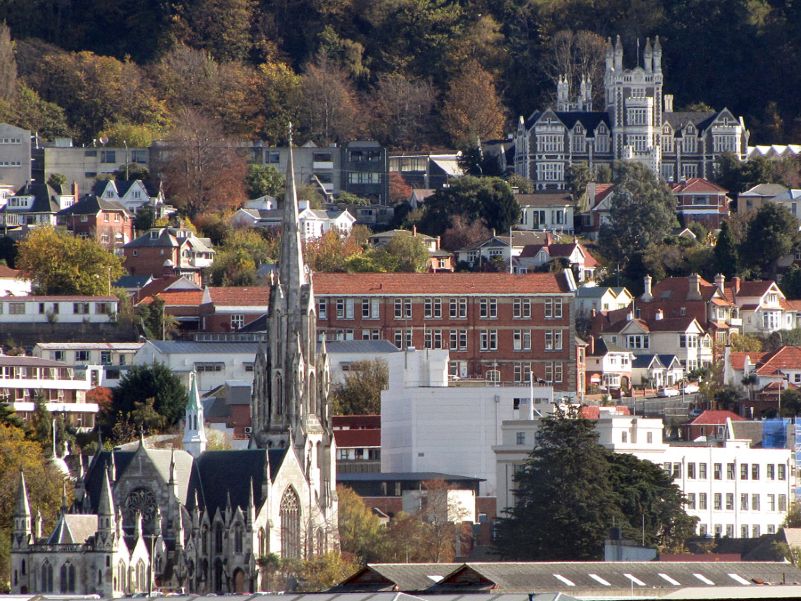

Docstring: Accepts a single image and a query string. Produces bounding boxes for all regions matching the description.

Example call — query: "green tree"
[111,364,187,429]
[46,172,66,193]
[506,173,534,194]
[245,163,285,199]
[494,409,624,560]
[565,161,592,202]
[420,176,519,237]
[598,162,678,271]
[331,359,388,415]
[0,83,70,140]
[380,232,430,272]
[135,297,179,340]
[740,203,799,276]
[0,22,16,101]
[0,425,67,588]
[337,485,387,563]
[714,220,739,278]
[208,228,277,285]
[16,227,125,295]
[179,0,255,62]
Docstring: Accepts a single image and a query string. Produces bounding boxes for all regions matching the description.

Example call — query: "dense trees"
[111,364,187,429]
[494,410,695,560]
[331,359,389,415]
[6,0,801,149]
[17,227,126,295]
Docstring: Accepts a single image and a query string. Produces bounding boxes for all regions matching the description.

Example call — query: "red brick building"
[671,177,731,229]
[313,272,579,394]
[123,227,215,285]
[57,194,134,254]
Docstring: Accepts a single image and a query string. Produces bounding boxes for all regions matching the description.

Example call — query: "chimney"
[688,273,702,301]
[732,276,741,295]
[72,180,79,199]
[436,235,441,250]
[642,274,653,302]
[626,311,634,322]
[664,94,674,113]
[588,335,595,355]
[655,309,664,321]
[714,273,725,296]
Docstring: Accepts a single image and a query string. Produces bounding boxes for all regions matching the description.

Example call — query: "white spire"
[182,371,206,458]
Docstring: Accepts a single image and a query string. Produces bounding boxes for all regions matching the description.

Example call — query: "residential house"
[630,354,684,388]
[0,123,31,189]
[724,345,801,416]
[516,240,600,282]
[0,354,97,430]
[91,179,164,216]
[583,182,615,238]
[57,194,133,254]
[584,336,633,391]
[314,271,579,392]
[123,227,215,285]
[368,228,454,272]
[670,177,731,229]
[455,230,554,271]
[597,313,712,373]
[201,380,253,441]
[574,286,633,317]
[199,286,270,332]
[352,204,395,227]
[513,36,749,189]
[765,188,801,220]
[388,152,464,189]
[724,277,795,335]
[298,206,356,241]
[0,182,75,235]
[33,342,144,388]
[517,192,575,233]
[0,264,32,296]
[737,183,788,214]
[684,409,745,441]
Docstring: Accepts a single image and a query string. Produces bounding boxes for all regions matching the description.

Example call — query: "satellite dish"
[99,136,109,146]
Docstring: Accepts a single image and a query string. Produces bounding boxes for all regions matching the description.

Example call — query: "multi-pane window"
[480,330,498,351]
[554,362,563,383]
[699,493,707,510]
[393,298,412,319]
[740,463,749,480]
[393,329,413,349]
[768,494,776,511]
[627,108,648,126]
[449,330,467,351]
[513,363,532,383]
[479,298,497,319]
[713,135,737,153]
[423,329,443,349]
[538,162,563,181]
[780,494,788,511]
[752,494,760,511]
[449,297,467,319]
[513,298,531,319]
[752,464,760,480]
[768,464,775,480]
[424,298,442,319]
[713,463,722,480]
[740,493,749,510]
[627,134,649,151]
[714,493,722,510]
[513,330,531,351]
[537,134,564,153]
[699,463,707,479]
[545,330,563,351]
[687,493,696,509]
[727,463,735,480]
[687,463,696,479]
[682,134,697,153]
[626,335,650,349]
[779,464,787,480]
[361,298,379,319]
[231,314,244,329]
[726,493,734,511]
[318,299,327,319]
[544,297,563,319]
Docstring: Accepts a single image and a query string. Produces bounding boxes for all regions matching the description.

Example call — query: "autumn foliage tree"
[298,55,361,144]
[440,60,505,148]
[157,108,247,217]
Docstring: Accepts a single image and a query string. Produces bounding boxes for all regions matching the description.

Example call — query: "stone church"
[514,35,750,191]
[10,138,338,597]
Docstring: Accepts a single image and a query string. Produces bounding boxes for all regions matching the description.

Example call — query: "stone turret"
[182,371,206,458]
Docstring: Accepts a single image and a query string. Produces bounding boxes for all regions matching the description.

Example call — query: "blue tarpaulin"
[763,418,788,448]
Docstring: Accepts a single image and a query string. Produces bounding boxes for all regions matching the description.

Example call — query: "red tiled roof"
[755,346,801,376]
[784,299,801,311]
[690,410,745,425]
[760,380,798,392]
[580,405,631,420]
[671,178,729,195]
[650,276,721,303]
[135,276,185,301]
[333,428,380,447]
[313,272,572,295]
[593,183,614,208]
[726,280,775,299]
[140,290,204,307]
[728,351,768,371]
[0,264,21,278]
[208,287,269,307]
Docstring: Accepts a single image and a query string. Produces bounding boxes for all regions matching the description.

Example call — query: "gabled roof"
[207,287,269,307]
[651,276,721,303]
[58,194,128,216]
[755,346,801,376]
[516,192,573,207]
[47,514,97,544]
[632,354,664,369]
[740,183,788,198]
[334,563,460,592]
[663,110,718,133]
[690,410,745,426]
[727,279,778,299]
[728,351,769,371]
[0,264,22,278]
[671,177,728,195]
[6,182,60,213]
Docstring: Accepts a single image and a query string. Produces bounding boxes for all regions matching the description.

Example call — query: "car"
[681,382,700,394]
[657,387,680,397]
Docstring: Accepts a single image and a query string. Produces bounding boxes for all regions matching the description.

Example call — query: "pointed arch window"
[214,523,224,554]
[117,561,126,593]
[275,373,283,415]
[60,561,75,593]
[280,488,301,559]
[136,560,146,592]
[41,560,53,592]
[234,523,243,554]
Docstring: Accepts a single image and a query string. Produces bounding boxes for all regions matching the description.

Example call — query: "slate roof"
[553,111,611,133]
[632,354,663,369]
[335,564,460,592]
[48,514,98,544]
[516,193,573,207]
[576,286,626,299]
[314,272,572,295]
[187,449,286,516]
[58,194,128,215]
[326,340,400,354]
[148,340,260,355]
[7,182,60,213]
[663,110,718,133]
[740,183,788,198]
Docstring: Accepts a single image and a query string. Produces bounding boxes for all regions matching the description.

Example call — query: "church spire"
[13,471,32,548]
[14,471,31,519]
[183,371,207,458]
[278,123,307,296]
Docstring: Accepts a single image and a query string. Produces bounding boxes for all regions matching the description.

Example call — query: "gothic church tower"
[251,126,337,521]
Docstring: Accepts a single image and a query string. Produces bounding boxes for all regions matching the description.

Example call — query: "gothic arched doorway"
[213,559,224,594]
[232,569,246,593]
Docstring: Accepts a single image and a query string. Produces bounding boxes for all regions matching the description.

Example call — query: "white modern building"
[33,342,144,388]
[381,347,555,496]
[0,295,119,323]
[494,412,793,538]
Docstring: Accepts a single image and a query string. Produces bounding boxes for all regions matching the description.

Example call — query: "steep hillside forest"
[1,0,800,148]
